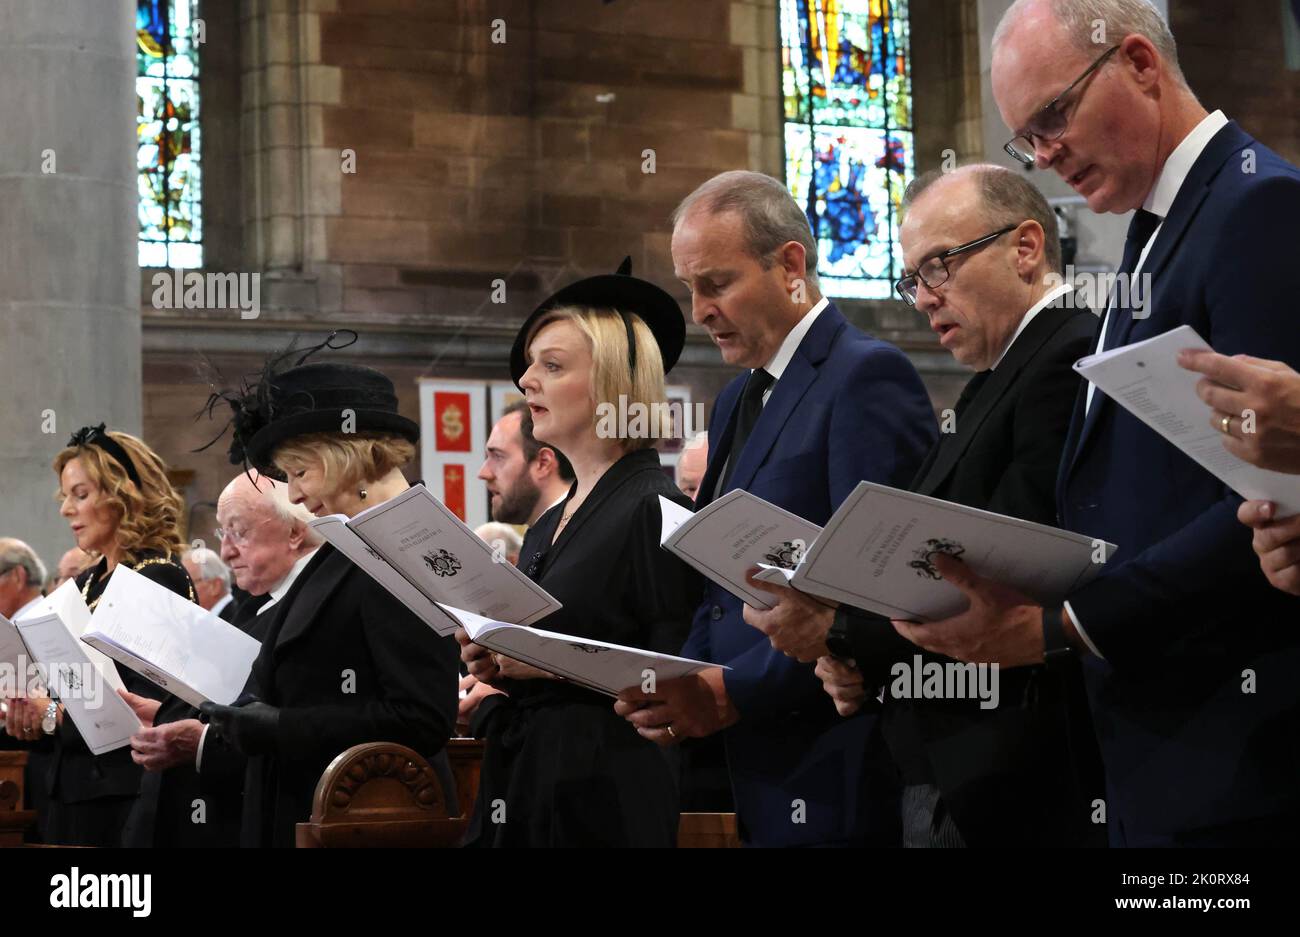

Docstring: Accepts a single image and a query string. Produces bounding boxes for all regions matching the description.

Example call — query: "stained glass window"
[137,0,202,268]
[781,0,912,299]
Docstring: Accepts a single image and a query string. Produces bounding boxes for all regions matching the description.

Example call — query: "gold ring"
[1220,414,1232,434]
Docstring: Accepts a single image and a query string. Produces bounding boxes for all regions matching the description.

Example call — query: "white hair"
[261,476,323,547]
[994,0,1187,87]
[184,546,231,587]
[475,522,523,556]
[683,431,708,452]
[0,539,47,592]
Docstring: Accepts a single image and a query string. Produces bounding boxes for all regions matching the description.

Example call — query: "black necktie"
[722,368,775,491]
[1100,208,1161,352]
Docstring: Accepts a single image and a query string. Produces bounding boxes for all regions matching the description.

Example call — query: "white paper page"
[658,495,694,543]
[790,482,1116,622]
[660,488,823,610]
[0,613,36,695]
[16,579,125,695]
[1075,325,1300,516]
[80,633,203,708]
[447,604,717,698]
[15,613,140,755]
[309,514,461,637]
[346,484,561,626]
[83,564,262,706]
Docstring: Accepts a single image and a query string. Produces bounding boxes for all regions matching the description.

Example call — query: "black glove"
[199,700,280,756]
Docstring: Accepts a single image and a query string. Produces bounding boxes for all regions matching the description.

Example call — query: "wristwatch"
[41,700,59,735]
[825,608,857,663]
[1041,606,1073,662]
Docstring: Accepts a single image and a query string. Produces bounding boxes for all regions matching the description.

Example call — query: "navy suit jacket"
[683,301,936,846]
[1058,120,1300,845]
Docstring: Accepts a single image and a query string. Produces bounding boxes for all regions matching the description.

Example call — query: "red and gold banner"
[434,392,472,452]
[442,463,467,520]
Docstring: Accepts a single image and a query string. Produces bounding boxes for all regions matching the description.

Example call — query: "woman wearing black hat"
[458,259,702,847]
[199,338,460,847]
[1,427,197,846]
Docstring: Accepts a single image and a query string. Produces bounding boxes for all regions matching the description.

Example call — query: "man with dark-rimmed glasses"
[742,163,1103,846]
[895,0,1300,848]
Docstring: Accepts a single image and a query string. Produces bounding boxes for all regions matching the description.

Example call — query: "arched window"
[137,0,202,268]
[781,1,912,298]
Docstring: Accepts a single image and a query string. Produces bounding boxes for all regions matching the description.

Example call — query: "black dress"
[239,542,460,847]
[466,448,702,847]
[44,552,195,847]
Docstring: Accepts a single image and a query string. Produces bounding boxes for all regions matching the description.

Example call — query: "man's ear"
[287,522,306,551]
[778,240,809,289]
[1016,220,1046,278]
[531,447,555,481]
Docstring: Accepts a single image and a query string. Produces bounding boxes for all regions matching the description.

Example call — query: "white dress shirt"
[711,296,829,499]
[209,591,235,620]
[1068,109,1229,661]
[990,283,1075,371]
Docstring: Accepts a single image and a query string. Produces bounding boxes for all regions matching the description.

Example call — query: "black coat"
[240,542,460,848]
[840,305,1107,847]
[122,599,275,848]
[44,553,194,847]
[466,448,701,847]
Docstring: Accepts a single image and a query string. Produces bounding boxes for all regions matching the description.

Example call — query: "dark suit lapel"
[916,306,1071,496]
[1064,121,1251,483]
[272,545,349,660]
[694,380,744,510]
[727,303,846,493]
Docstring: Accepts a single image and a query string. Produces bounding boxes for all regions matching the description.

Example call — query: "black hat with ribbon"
[508,257,686,389]
[198,330,419,474]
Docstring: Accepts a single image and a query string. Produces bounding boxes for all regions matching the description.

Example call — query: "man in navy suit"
[616,170,937,846]
[896,0,1300,846]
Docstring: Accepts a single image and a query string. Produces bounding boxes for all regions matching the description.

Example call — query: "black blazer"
[467,448,701,847]
[240,542,460,847]
[43,554,193,847]
[122,599,276,848]
[842,304,1105,847]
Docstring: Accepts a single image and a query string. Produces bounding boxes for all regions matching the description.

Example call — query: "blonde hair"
[272,432,416,493]
[53,431,187,564]
[526,305,670,451]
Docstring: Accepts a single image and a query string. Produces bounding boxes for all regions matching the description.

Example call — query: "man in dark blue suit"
[897,0,1300,846]
[616,170,936,846]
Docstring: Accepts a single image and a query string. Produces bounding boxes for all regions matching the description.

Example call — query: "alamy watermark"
[595,395,707,441]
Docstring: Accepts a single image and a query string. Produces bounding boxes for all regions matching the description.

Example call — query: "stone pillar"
[0,0,140,571]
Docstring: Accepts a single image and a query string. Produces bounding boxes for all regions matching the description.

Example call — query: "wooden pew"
[295,741,476,848]
[297,738,742,847]
[677,812,741,848]
[0,751,37,847]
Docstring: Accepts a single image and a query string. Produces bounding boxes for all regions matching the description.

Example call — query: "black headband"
[619,311,638,375]
[68,424,143,489]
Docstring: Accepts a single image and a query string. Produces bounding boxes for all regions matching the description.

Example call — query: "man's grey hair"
[672,170,821,293]
[0,539,47,592]
[904,164,1064,274]
[994,0,1187,87]
[683,431,708,452]
[184,546,231,587]
[476,522,523,556]
[257,475,323,548]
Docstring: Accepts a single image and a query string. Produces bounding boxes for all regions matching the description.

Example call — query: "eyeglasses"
[894,225,1019,305]
[1003,45,1120,166]
[214,517,272,547]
